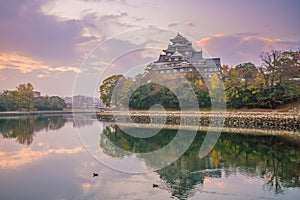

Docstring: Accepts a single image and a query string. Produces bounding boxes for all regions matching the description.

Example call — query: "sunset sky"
[0,0,299,96]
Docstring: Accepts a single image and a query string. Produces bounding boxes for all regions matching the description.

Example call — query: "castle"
[151,33,221,79]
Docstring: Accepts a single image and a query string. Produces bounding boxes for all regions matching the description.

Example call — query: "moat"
[0,114,299,200]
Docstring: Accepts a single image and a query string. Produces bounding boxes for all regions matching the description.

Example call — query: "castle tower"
[152,33,221,79]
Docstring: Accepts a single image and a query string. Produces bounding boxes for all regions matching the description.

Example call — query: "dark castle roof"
[155,33,202,64]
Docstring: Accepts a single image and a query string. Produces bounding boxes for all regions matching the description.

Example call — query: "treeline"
[100,73,212,109]
[0,83,66,111]
[222,50,300,108]
[99,50,300,109]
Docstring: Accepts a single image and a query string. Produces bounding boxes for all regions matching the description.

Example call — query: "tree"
[1,90,19,111]
[235,62,258,90]
[257,50,300,108]
[0,93,8,111]
[49,96,66,110]
[0,83,67,111]
[224,69,243,108]
[33,96,51,110]
[259,50,282,87]
[33,96,66,110]
[219,64,230,81]
[15,83,34,111]
[100,75,124,107]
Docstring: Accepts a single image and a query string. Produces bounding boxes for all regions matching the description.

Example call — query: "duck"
[93,173,98,177]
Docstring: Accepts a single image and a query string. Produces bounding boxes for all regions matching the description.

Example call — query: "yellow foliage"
[211,74,221,89]
[212,149,220,166]
[197,79,203,86]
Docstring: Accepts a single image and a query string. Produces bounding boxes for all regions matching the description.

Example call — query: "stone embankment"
[98,111,300,133]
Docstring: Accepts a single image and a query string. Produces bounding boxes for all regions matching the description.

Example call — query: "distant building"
[66,95,104,108]
[151,33,221,79]
[63,97,73,108]
[33,91,41,98]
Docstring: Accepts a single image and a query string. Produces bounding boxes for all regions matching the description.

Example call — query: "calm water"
[0,114,299,200]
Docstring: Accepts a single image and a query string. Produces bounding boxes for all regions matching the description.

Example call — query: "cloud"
[0,0,88,65]
[168,21,194,28]
[197,33,300,66]
[0,52,80,74]
[52,66,80,73]
[80,0,154,9]
[81,12,137,39]
[81,182,92,189]
[75,11,144,55]
[0,146,84,169]
[0,53,48,73]
[139,49,160,59]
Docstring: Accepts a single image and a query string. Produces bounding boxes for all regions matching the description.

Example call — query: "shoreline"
[1,110,299,137]
[98,110,300,135]
[0,110,97,117]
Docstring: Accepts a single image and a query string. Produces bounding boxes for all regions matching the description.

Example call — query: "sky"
[0,0,299,96]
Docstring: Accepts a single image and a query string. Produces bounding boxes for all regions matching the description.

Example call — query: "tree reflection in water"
[101,124,300,199]
[0,115,67,145]
[0,115,98,145]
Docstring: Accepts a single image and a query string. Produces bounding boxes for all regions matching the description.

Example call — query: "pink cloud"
[0,52,80,75]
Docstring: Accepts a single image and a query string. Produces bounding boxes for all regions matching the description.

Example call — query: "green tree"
[224,69,243,108]
[1,90,19,111]
[0,103,5,111]
[100,74,124,107]
[33,96,51,110]
[33,96,66,110]
[49,96,66,110]
[16,83,34,111]
[0,94,8,111]
[235,62,258,90]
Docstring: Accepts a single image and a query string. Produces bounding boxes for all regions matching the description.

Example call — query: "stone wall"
[98,111,300,132]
